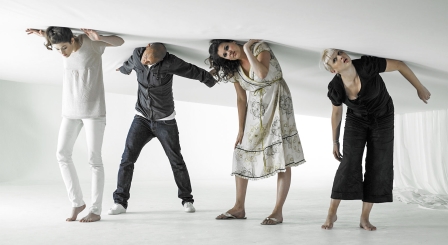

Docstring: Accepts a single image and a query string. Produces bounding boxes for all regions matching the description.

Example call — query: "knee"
[88,153,103,168]
[56,149,72,164]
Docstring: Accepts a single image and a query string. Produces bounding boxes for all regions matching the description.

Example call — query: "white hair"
[321,48,338,72]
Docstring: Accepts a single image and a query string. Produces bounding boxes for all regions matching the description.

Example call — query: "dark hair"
[44,26,74,50]
[149,42,167,61]
[206,39,240,82]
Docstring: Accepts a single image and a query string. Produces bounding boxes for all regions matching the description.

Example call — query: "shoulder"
[133,47,145,56]
[354,56,387,75]
[252,42,271,56]
[327,75,344,106]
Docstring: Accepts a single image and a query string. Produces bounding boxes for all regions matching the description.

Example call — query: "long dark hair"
[206,39,240,82]
[44,26,74,50]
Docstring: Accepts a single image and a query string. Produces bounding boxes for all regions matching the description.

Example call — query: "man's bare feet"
[80,212,101,223]
[360,218,376,231]
[66,204,86,222]
[216,208,245,219]
[321,213,337,229]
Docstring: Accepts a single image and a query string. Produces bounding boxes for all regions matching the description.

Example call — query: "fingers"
[116,68,120,71]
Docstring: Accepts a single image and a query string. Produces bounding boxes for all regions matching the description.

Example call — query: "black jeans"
[331,103,394,203]
[113,115,194,208]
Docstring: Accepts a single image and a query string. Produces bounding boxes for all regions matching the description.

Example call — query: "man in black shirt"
[109,43,217,215]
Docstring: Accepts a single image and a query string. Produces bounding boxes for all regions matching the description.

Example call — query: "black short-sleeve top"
[327,56,391,117]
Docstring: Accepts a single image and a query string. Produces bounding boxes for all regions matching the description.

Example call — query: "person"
[25,27,124,222]
[108,43,217,215]
[320,49,431,231]
[207,39,306,225]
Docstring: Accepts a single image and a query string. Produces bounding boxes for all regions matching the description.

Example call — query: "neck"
[238,44,248,61]
[339,65,357,83]
[72,36,81,53]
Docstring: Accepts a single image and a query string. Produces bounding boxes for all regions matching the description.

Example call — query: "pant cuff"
[331,191,363,200]
[362,194,393,203]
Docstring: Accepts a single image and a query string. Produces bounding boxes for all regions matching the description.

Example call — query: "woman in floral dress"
[207,39,305,225]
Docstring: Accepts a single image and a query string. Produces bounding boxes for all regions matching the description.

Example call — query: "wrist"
[333,140,339,145]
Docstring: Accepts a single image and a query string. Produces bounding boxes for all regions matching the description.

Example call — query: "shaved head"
[142,42,167,65]
[147,42,166,61]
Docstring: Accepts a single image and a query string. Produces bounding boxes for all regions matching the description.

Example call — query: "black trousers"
[331,104,394,203]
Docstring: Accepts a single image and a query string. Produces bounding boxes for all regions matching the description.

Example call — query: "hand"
[243,39,261,52]
[333,142,343,162]
[234,131,244,149]
[81,28,101,41]
[26,28,45,37]
[209,68,217,76]
[417,85,431,104]
[116,68,120,71]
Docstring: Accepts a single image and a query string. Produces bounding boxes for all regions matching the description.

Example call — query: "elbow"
[116,38,125,47]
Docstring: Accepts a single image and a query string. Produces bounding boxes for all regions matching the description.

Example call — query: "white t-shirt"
[61,35,107,119]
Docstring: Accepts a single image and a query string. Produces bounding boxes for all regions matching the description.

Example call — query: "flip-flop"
[216,212,247,220]
[261,217,283,225]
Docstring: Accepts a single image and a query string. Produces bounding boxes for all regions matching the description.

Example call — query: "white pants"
[56,117,106,215]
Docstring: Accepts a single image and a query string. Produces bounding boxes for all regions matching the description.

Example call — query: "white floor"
[1,179,447,245]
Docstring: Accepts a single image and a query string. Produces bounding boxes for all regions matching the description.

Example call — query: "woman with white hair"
[320,49,430,230]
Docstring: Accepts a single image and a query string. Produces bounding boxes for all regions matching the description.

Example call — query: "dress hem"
[231,159,306,181]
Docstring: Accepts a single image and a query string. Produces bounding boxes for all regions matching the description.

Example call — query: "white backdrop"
[0,80,339,189]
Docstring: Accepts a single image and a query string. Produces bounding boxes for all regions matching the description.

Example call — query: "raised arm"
[234,82,247,148]
[385,59,431,104]
[26,28,45,38]
[243,39,271,79]
[331,105,343,162]
[169,55,217,88]
[81,28,124,47]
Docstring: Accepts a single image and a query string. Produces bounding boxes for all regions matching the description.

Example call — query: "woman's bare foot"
[66,204,86,221]
[216,207,245,219]
[261,212,283,225]
[360,218,376,231]
[80,212,101,222]
[321,213,337,229]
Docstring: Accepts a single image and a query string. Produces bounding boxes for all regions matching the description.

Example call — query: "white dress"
[231,42,305,180]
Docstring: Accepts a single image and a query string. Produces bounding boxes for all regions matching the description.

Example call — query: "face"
[52,38,75,58]
[141,48,158,65]
[328,50,351,73]
[217,42,240,60]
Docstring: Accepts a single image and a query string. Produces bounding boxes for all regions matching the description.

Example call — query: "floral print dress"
[231,42,305,180]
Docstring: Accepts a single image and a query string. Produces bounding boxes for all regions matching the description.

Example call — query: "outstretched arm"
[234,82,247,148]
[385,59,431,103]
[243,39,271,79]
[170,55,217,88]
[116,54,135,74]
[331,105,343,162]
[25,28,45,38]
[81,28,124,47]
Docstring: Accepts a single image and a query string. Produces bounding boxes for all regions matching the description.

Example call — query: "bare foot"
[80,212,101,223]
[360,218,376,231]
[216,208,245,219]
[66,204,86,222]
[321,213,337,230]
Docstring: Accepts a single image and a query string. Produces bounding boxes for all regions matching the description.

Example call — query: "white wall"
[0,80,338,188]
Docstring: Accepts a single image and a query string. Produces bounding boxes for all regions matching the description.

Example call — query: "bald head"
[141,42,167,65]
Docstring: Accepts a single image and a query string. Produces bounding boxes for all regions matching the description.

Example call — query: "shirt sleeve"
[327,78,344,106]
[252,42,271,57]
[118,50,137,75]
[168,55,217,88]
[357,56,387,77]
[84,35,107,55]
